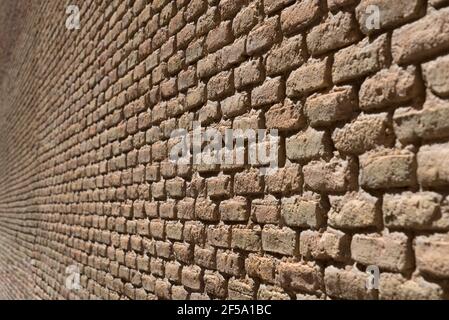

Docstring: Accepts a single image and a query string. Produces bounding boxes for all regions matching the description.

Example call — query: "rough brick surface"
[0,0,448,301]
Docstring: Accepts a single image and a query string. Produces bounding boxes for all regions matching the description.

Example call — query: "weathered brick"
[266,35,306,76]
[359,65,419,111]
[303,156,356,193]
[207,71,234,100]
[287,57,331,97]
[329,191,381,229]
[216,250,244,276]
[392,8,449,64]
[277,261,323,293]
[333,35,388,84]
[417,143,449,188]
[385,192,447,232]
[356,0,423,34]
[265,164,302,194]
[393,98,449,143]
[351,232,412,272]
[265,99,305,132]
[261,225,298,255]
[423,54,449,98]
[251,77,284,108]
[359,148,416,189]
[286,127,332,162]
[247,17,280,55]
[300,229,350,262]
[235,169,264,195]
[206,21,233,53]
[251,196,280,224]
[305,86,357,127]
[379,273,444,300]
[235,59,264,89]
[280,0,321,35]
[414,234,449,278]
[307,11,361,56]
[332,113,394,154]
[281,193,326,228]
[245,254,276,283]
[219,197,249,222]
[324,266,377,300]
[231,227,262,252]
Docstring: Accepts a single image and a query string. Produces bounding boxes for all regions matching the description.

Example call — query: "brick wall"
[0,0,449,300]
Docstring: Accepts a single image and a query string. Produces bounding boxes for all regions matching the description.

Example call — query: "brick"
[280,0,321,35]
[333,35,388,84]
[277,262,323,293]
[197,7,219,36]
[194,245,215,268]
[264,0,294,14]
[356,0,423,34]
[245,254,276,283]
[305,86,356,127]
[303,156,356,193]
[234,169,264,195]
[417,143,449,188]
[307,12,361,56]
[329,191,381,229]
[414,234,449,278]
[207,71,234,100]
[206,175,231,199]
[219,197,249,222]
[247,17,280,55]
[231,227,262,252]
[257,285,290,300]
[266,35,306,76]
[265,164,302,194]
[287,57,331,97]
[265,99,305,132]
[324,266,377,300]
[181,265,203,290]
[185,0,207,22]
[184,221,205,244]
[204,271,227,298]
[206,21,233,53]
[286,127,332,162]
[351,232,412,272]
[393,98,449,143]
[251,77,284,108]
[379,273,444,300]
[423,54,449,98]
[221,92,250,118]
[232,2,260,36]
[383,192,449,230]
[218,37,247,69]
[251,196,280,224]
[281,193,326,228]
[392,8,449,64]
[228,277,256,299]
[300,229,350,261]
[359,65,419,111]
[332,113,394,154]
[261,225,298,255]
[216,250,244,276]
[235,59,265,89]
[360,148,416,189]
[195,198,219,221]
[207,225,231,248]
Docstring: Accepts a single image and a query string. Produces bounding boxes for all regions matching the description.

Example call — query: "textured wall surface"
[1,0,449,300]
